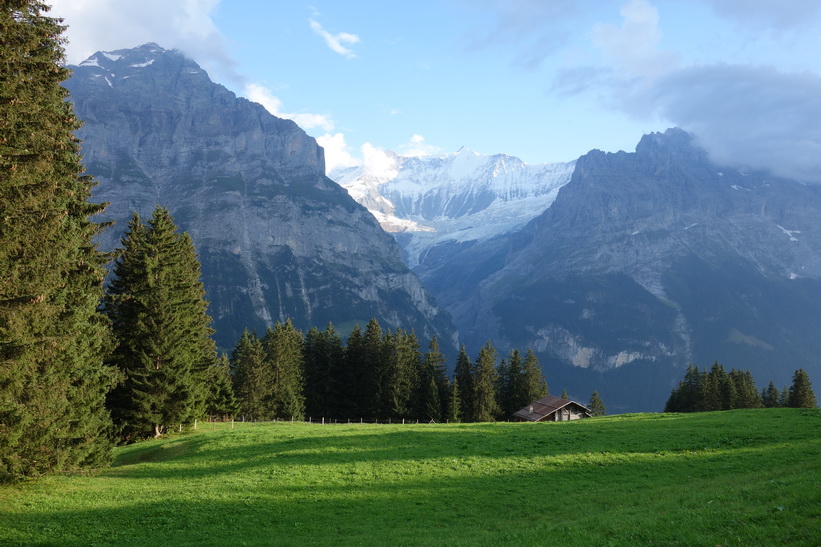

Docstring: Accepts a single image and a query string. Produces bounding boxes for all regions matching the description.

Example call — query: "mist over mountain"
[416,129,821,411]
[65,43,456,351]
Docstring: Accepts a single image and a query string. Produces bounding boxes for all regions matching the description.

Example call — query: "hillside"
[2,409,818,545]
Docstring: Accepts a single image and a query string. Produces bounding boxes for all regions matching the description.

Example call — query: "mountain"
[332,149,575,269]
[65,43,456,350]
[419,129,821,411]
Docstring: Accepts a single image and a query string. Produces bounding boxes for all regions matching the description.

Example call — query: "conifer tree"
[384,329,419,420]
[447,377,461,423]
[762,381,781,408]
[454,345,474,422]
[342,324,366,419]
[495,357,511,419]
[105,208,216,438]
[787,369,817,408]
[303,323,343,419]
[261,319,305,420]
[204,354,237,419]
[589,391,606,416]
[418,336,449,421]
[1,1,116,479]
[561,388,568,399]
[231,330,267,420]
[473,341,500,422]
[516,349,548,409]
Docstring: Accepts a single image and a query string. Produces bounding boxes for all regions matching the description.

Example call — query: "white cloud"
[591,0,678,80]
[397,134,443,157]
[640,64,821,182]
[244,83,334,132]
[362,143,399,180]
[49,0,239,83]
[309,18,360,59]
[317,133,359,175]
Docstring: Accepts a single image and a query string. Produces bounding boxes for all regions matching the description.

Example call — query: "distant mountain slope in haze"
[332,148,575,268]
[66,43,456,350]
[421,129,821,411]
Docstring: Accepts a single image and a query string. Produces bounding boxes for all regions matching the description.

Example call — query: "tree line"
[228,320,552,425]
[664,363,817,413]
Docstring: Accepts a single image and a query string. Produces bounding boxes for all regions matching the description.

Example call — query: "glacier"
[332,147,575,267]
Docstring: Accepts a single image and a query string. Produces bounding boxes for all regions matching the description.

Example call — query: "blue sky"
[51,0,821,181]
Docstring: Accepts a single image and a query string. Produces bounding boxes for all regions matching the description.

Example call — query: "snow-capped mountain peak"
[331,149,576,267]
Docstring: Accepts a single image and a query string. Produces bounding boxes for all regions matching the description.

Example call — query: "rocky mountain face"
[332,149,575,269]
[66,43,455,350]
[420,129,821,411]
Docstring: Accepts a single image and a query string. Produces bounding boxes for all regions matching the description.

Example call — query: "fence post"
[194,419,197,430]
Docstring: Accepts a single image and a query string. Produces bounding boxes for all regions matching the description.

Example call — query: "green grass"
[1,409,819,545]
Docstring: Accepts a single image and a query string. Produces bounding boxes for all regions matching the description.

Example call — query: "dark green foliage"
[514,349,548,411]
[261,320,306,420]
[383,329,419,420]
[447,377,461,422]
[105,208,216,439]
[231,330,267,420]
[0,1,116,480]
[454,346,473,423]
[302,323,344,419]
[561,388,568,399]
[787,369,817,408]
[761,381,781,408]
[665,362,767,413]
[589,391,606,416]
[415,337,448,422]
[204,354,237,418]
[473,341,499,422]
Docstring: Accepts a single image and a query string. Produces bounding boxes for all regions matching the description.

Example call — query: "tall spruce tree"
[261,320,305,420]
[230,330,268,421]
[787,369,817,408]
[416,336,448,422]
[384,328,420,420]
[589,391,606,416]
[473,341,500,422]
[0,1,117,480]
[204,354,237,419]
[303,323,344,419]
[454,345,474,422]
[515,349,548,410]
[762,381,781,408]
[104,208,216,439]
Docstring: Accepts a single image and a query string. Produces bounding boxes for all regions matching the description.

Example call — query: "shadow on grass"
[3,434,819,546]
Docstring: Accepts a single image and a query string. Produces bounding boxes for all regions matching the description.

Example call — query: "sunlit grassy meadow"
[1,409,819,545]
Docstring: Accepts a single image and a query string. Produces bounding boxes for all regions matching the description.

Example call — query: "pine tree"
[729,369,761,409]
[0,1,117,480]
[787,369,817,408]
[589,391,606,416]
[516,349,548,409]
[341,324,366,419]
[261,319,305,420]
[762,381,780,408]
[384,329,420,420]
[303,323,343,419]
[418,336,448,422]
[495,357,511,419]
[561,388,568,399]
[454,345,474,422]
[231,330,267,420]
[204,354,237,419]
[447,377,461,423]
[473,341,500,422]
[105,208,216,439]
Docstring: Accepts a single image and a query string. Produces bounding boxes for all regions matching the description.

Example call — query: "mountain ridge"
[66,43,457,351]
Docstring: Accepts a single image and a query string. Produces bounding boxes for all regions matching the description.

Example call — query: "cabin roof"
[512,395,592,422]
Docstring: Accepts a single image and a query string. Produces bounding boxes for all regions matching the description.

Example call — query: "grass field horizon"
[2,409,819,545]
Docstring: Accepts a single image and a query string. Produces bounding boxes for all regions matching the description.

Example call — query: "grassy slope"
[1,409,819,546]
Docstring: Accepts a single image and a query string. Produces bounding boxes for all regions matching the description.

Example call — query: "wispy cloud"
[244,83,334,132]
[309,18,360,59]
[397,134,443,157]
[50,0,240,84]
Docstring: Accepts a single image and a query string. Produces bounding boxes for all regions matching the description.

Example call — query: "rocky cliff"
[422,129,821,411]
[66,44,455,350]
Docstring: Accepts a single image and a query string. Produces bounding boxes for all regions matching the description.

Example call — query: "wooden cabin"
[513,394,592,422]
